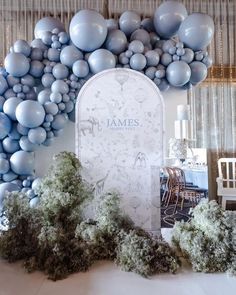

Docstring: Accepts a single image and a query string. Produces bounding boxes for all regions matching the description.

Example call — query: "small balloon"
[38,89,51,104]
[52,63,69,79]
[2,137,20,153]
[60,45,83,68]
[166,61,191,87]
[106,19,119,31]
[105,29,127,55]
[4,52,30,77]
[72,60,89,78]
[19,136,38,151]
[13,39,31,57]
[0,158,10,174]
[0,76,8,95]
[51,113,68,130]
[128,40,144,54]
[119,11,141,36]
[10,150,35,175]
[189,61,208,84]
[130,29,150,46]
[28,127,47,144]
[0,112,12,139]
[145,50,160,66]
[51,80,69,94]
[129,53,146,71]
[141,18,155,33]
[29,60,44,77]
[88,49,116,74]
[181,48,194,64]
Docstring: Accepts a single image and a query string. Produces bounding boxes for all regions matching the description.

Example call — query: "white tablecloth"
[183,167,208,189]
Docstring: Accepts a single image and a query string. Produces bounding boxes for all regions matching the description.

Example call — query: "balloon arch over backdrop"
[0,1,214,206]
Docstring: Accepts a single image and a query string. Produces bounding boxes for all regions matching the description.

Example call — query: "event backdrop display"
[0,1,214,207]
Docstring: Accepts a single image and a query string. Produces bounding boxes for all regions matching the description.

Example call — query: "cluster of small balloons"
[0,0,214,207]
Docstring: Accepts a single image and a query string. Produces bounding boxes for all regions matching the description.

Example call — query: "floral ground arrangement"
[0,152,180,280]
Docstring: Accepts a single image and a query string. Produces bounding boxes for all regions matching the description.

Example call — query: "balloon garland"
[0,1,214,207]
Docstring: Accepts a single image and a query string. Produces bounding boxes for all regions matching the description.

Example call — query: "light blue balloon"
[130,29,150,46]
[160,53,172,66]
[4,89,16,99]
[0,158,10,174]
[51,80,69,94]
[119,11,141,36]
[30,196,39,207]
[31,177,41,191]
[30,48,43,61]
[158,78,170,91]
[72,60,89,78]
[42,73,55,88]
[2,137,20,153]
[189,61,208,84]
[2,171,18,182]
[58,31,70,44]
[145,66,156,79]
[60,45,83,68]
[31,38,48,50]
[17,123,29,135]
[64,101,74,113]
[29,60,44,77]
[0,182,20,207]
[69,10,107,52]
[44,101,59,115]
[21,74,35,87]
[0,96,5,111]
[154,1,187,38]
[88,49,116,74]
[178,13,214,51]
[8,123,21,140]
[166,61,191,87]
[16,100,45,128]
[145,50,160,66]
[28,127,47,144]
[0,75,8,95]
[129,53,146,70]
[128,40,144,53]
[51,113,68,130]
[3,97,22,120]
[106,19,118,31]
[13,39,31,57]
[0,112,12,139]
[4,52,30,77]
[141,18,155,33]
[50,92,62,103]
[105,29,127,55]
[47,48,60,62]
[181,48,194,64]
[34,16,65,39]
[19,136,37,151]
[40,31,53,46]
[202,56,213,68]
[10,150,35,175]
[52,63,69,79]
[38,89,51,104]
[42,137,54,146]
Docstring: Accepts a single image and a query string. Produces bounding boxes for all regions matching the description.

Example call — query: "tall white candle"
[177,104,190,120]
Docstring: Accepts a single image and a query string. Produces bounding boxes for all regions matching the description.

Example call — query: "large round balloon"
[34,17,65,39]
[154,1,188,38]
[60,45,83,68]
[166,61,191,87]
[189,61,208,84]
[0,112,12,139]
[105,29,127,55]
[15,100,45,128]
[119,11,141,36]
[178,13,214,50]
[88,49,116,74]
[69,10,107,52]
[4,52,30,77]
[10,151,35,175]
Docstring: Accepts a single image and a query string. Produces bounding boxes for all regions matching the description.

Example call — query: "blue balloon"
[130,29,150,46]
[141,18,155,33]
[0,75,8,95]
[10,150,35,175]
[3,97,22,120]
[178,13,214,50]
[0,96,5,111]
[42,73,55,88]
[51,114,68,130]
[30,48,43,61]
[8,123,21,140]
[28,127,47,144]
[60,45,83,68]
[44,101,59,115]
[105,29,127,55]
[13,39,31,57]
[69,10,107,52]
[0,158,10,174]
[30,196,39,207]
[128,40,144,54]
[31,38,48,50]
[129,53,146,70]
[4,52,30,77]
[2,137,20,153]
[106,19,119,31]
[0,182,20,208]
[38,89,51,104]
[154,1,188,38]
[52,63,69,79]
[51,80,69,94]
[72,60,89,78]
[88,49,116,74]
[47,48,60,62]
[29,60,44,77]
[21,74,35,87]
[189,61,208,84]
[19,136,38,151]
[15,100,45,128]
[119,11,141,36]
[17,123,29,136]
[31,177,41,191]
[145,50,160,66]
[2,171,18,182]
[166,61,191,87]
[0,112,12,139]
[34,16,65,39]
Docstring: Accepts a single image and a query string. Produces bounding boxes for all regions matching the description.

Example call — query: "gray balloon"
[202,55,213,68]
[166,61,191,87]
[181,48,194,64]
[145,50,160,66]
[145,66,156,79]
[88,49,116,74]
[60,45,83,68]
[105,29,127,55]
[129,53,146,71]
[162,40,176,53]
[119,11,141,36]
[130,29,150,46]
[106,19,119,31]
[158,78,170,91]
[160,53,172,66]
[128,40,144,54]
[154,1,188,38]
[189,61,208,84]
[178,13,214,50]
[141,18,155,33]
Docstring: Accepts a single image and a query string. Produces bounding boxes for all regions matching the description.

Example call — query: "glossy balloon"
[0,158,10,174]
[19,136,38,151]
[105,29,127,55]
[189,61,208,84]
[4,52,30,77]
[130,29,150,46]
[34,17,65,39]
[119,11,141,36]
[72,60,89,78]
[69,10,107,52]
[13,39,31,57]
[166,61,191,87]
[60,45,83,68]
[178,13,214,50]
[0,112,12,139]
[3,97,22,121]
[88,49,116,74]
[129,53,146,70]
[10,150,35,175]
[2,137,20,153]
[28,127,47,144]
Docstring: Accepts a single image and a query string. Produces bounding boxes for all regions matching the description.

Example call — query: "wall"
[35,88,187,176]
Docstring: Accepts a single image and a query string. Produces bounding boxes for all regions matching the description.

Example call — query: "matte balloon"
[141,18,155,33]
[38,89,51,104]
[202,56,213,68]
[158,78,170,91]
[8,123,21,140]
[16,100,45,128]
[44,101,59,115]
[72,60,89,78]
[154,1,188,38]
[2,171,18,182]
[31,38,48,50]
[189,61,208,84]
[162,40,176,53]
[30,48,43,61]
[178,13,214,50]
[19,136,38,151]
[0,96,5,111]
[51,114,68,130]
[30,196,39,208]
[69,10,107,52]
[47,48,60,62]
[29,60,44,78]
[129,53,146,70]
[52,63,69,79]
[181,48,194,64]
[42,73,55,88]
[3,97,22,121]
[10,151,35,175]
[13,39,31,57]
[2,137,20,153]
[145,67,156,79]
[106,19,118,31]
[160,53,172,66]
[51,80,69,94]
[130,29,150,46]
[21,74,35,87]
[88,49,116,74]
[128,40,144,53]
[105,29,127,55]
[17,123,29,136]
[4,89,16,99]
[50,92,62,103]
[0,112,12,139]
[0,75,8,95]
[166,61,191,87]
[0,158,10,174]
[4,52,30,77]
[60,45,83,68]
[28,127,47,144]
[119,11,141,36]
[0,182,20,207]
[145,50,160,66]
[31,177,41,191]
[34,17,65,39]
